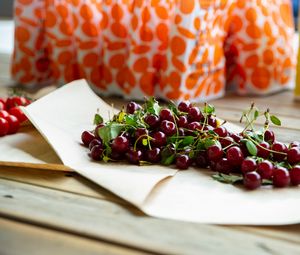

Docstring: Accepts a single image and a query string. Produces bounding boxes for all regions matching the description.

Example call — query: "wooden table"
[1,90,300,255]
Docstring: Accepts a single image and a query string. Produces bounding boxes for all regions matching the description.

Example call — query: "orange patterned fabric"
[12,0,296,102]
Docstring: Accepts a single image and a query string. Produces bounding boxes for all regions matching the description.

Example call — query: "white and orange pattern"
[12,0,296,102]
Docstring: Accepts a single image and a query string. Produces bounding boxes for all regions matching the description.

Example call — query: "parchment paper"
[17,79,300,224]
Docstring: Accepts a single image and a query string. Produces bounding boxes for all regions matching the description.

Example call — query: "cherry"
[160,120,176,136]
[146,147,161,163]
[187,121,202,131]
[0,110,9,119]
[5,115,20,134]
[159,108,174,121]
[144,114,160,128]
[152,131,167,147]
[272,142,288,161]
[8,106,27,123]
[176,154,191,170]
[241,158,257,174]
[273,167,290,187]
[264,130,275,144]
[213,126,228,137]
[287,147,300,165]
[220,136,234,148]
[111,136,129,153]
[215,158,231,174]
[81,131,95,147]
[243,172,261,190]
[230,133,242,143]
[226,146,244,166]
[126,101,140,114]
[207,145,223,162]
[176,115,188,128]
[110,149,123,160]
[89,139,103,151]
[257,160,274,179]
[126,148,143,165]
[6,96,27,109]
[0,101,5,111]
[257,141,270,159]
[90,145,103,161]
[208,116,217,128]
[178,101,191,112]
[290,166,300,186]
[195,151,209,168]
[178,128,185,136]
[0,117,9,136]
[188,106,203,122]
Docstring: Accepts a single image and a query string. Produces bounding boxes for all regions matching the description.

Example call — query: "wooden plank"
[211,93,300,118]
[0,162,72,172]
[1,179,300,255]
[0,217,149,255]
[0,166,127,206]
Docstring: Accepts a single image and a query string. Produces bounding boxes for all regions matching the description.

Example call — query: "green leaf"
[168,101,180,116]
[161,154,175,165]
[161,145,176,165]
[145,97,161,116]
[270,115,281,126]
[212,173,243,184]
[182,136,194,146]
[245,140,258,156]
[203,104,215,114]
[98,123,124,144]
[254,110,259,120]
[125,114,137,126]
[93,113,103,125]
[262,179,273,185]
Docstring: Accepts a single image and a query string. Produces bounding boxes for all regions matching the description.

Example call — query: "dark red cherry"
[178,101,192,112]
[287,147,300,165]
[146,147,161,163]
[273,167,290,187]
[111,136,129,153]
[213,126,228,137]
[207,145,223,162]
[160,108,174,121]
[81,131,95,147]
[264,130,275,144]
[144,114,160,128]
[257,160,274,179]
[271,142,288,161]
[290,166,300,186]
[226,146,244,167]
[241,158,257,174]
[257,141,271,159]
[176,154,191,170]
[243,171,261,190]
[152,131,167,147]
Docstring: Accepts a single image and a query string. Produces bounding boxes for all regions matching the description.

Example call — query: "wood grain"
[0,217,149,255]
[1,179,300,255]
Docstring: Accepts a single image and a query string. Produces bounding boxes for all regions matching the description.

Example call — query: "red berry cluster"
[81,98,300,190]
[0,96,31,136]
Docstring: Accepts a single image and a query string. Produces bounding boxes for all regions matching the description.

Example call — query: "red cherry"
[152,131,167,147]
[207,145,223,162]
[226,146,244,167]
[241,158,257,174]
[0,110,9,119]
[5,115,20,134]
[287,147,300,165]
[215,158,231,174]
[146,147,161,163]
[176,154,191,170]
[159,109,174,122]
[81,131,95,147]
[188,106,203,122]
[213,126,228,137]
[111,136,129,153]
[90,145,103,161]
[176,115,188,128]
[257,141,271,159]
[290,166,300,186]
[126,148,143,165]
[144,114,160,128]
[160,120,176,136]
[243,171,261,190]
[264,130,275,144]
[0,117,9,136]
[272,142,288,161]
[257,160,274,179]
[273,167,290,187]
[0,101,5,111]
[178,101,191,112]
[220,136,234,148]
[126,101,140,114]
[8,106,28,123]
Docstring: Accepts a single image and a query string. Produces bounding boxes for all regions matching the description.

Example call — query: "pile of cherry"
[81,99,300,190]
[0,96,31,136]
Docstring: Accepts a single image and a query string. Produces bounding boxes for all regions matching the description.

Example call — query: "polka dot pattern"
[12,0,296,102]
